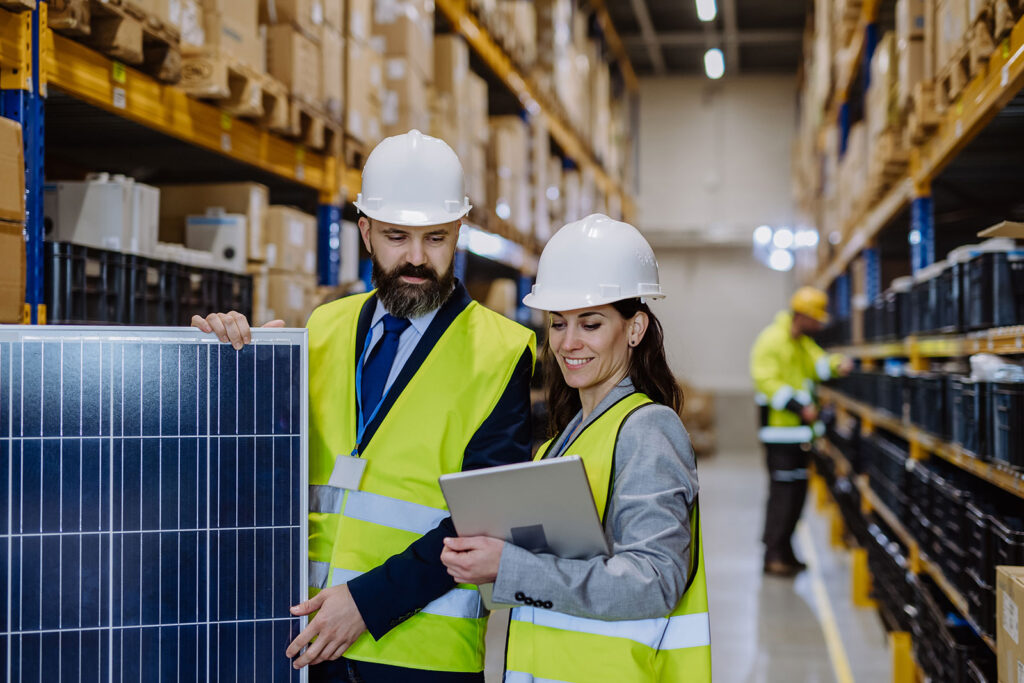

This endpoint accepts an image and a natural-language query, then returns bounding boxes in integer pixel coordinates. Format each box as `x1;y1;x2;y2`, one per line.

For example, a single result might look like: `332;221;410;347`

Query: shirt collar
371;299;439;335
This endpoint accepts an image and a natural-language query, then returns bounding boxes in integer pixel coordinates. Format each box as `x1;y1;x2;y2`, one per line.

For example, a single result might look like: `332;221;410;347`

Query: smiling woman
440;214;712;683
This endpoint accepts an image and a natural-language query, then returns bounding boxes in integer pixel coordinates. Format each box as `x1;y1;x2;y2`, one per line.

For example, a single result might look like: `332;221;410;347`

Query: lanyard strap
552;415;583;458
352;324;399;457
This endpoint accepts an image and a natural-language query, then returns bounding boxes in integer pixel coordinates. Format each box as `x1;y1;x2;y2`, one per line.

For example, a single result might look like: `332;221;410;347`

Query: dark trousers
310;658;486;683
762;441;811;562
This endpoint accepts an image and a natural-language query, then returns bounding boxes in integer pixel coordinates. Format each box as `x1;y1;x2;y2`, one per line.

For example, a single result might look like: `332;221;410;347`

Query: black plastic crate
215;270;253;319
990;514;1024;570
877;372;906;417
122;254;162;325
930;467;972;551
992;379;1024;468
964;249;1024;330
952;378;991;459
966;501;992;585
965;567;995;639
45;242;122;324
909;372;948;439
936;262;962;333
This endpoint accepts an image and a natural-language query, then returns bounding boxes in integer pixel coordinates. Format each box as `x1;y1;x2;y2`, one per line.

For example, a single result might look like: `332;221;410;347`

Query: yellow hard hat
790;286;830;323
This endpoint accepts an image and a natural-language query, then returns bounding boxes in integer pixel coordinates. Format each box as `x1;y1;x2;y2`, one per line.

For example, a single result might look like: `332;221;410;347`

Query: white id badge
327;454;368;491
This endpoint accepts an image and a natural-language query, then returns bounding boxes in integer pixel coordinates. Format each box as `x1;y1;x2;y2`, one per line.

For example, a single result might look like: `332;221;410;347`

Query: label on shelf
111;62;127;85
220;113;232;131
220;132;231;152
1003;64;1010;88
112;87;126;110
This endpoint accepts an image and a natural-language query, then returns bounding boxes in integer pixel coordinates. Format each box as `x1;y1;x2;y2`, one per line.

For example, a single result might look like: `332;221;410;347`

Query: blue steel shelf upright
0;2;44;323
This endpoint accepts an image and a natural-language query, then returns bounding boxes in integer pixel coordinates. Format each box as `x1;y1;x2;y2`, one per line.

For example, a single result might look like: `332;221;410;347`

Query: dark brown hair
543;299;684;437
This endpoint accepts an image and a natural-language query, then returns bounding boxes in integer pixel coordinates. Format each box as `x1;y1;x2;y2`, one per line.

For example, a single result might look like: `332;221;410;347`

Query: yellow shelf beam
912;18;1024;184
46;33;339;200
826;327;1024;360
434;0;633;220
0;7;31;91
819;387;1024;498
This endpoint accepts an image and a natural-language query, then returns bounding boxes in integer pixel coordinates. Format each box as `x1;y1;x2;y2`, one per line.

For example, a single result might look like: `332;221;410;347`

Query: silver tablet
439;455;610;609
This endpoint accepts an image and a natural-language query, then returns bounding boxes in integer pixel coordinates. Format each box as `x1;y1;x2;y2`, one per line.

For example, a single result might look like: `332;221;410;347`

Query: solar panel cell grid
0;328;308;683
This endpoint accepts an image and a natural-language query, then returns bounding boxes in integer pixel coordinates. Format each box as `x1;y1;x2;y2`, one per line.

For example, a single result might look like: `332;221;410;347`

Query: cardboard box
250;267;318;327
997;566;1024;683
259;0;325;38
935;0;968;72
266;24;322;101
0;220;25;323
171;0;205;48
265;206;317;275
898;37;926;110
434;34;468;97
346;39;383;145
200;3;262;71
0;118;25;223
157;182;269;258
380;60;429;136
347;0;372;42
897;0;927;41
134;0;171;24
429;91;459;147
322;27;344;120
323;0;343;31
371;5;433;81
465;72;490;144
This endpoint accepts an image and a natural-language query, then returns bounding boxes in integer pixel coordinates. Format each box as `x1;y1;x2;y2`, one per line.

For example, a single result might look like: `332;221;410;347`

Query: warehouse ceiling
603;0;808;76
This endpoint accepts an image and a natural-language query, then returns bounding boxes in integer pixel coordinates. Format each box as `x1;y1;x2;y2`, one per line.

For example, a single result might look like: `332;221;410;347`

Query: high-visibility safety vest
306;291;535;672
750;311;842;444
505;392;712;683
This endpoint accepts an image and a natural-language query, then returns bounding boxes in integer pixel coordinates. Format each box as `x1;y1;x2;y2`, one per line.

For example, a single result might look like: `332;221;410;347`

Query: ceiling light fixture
704;48;725;79
696;0;717;22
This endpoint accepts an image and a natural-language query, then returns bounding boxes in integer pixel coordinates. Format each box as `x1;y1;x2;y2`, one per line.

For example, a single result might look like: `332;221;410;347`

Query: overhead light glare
753;225;773;245
772;227;794;249
768;249;795;272
696;0;717;22
704;48;725;79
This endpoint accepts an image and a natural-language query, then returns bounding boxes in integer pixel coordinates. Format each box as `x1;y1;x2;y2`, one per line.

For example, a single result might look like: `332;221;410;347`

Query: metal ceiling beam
624;29;803;48
629;0;666;75
721;0;741;74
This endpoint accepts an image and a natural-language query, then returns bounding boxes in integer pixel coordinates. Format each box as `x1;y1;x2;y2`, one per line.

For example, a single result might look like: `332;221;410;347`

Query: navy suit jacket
343;281;534;646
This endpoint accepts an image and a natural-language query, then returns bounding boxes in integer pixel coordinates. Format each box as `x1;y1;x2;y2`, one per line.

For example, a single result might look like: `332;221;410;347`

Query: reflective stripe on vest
771;468;809;482
331;568;485;619
306;293;535;673
309;560;331;590
506;392;712;682
758;425;814;443
511;606;711;650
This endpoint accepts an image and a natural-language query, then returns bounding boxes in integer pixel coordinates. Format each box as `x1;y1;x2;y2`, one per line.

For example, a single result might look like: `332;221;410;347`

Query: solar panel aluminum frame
0;325;309;683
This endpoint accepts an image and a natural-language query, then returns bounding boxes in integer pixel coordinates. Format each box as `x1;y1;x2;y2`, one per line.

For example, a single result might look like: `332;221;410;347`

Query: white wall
636;76;800;449
637;76;799;242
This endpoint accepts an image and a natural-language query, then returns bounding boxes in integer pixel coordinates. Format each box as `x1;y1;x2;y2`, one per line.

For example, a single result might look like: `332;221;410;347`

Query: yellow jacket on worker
750;310;844;444
505;392;712;683
306;291;535;672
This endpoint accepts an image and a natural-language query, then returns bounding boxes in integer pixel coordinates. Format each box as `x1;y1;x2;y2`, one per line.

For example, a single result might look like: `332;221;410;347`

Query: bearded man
193;130;535;683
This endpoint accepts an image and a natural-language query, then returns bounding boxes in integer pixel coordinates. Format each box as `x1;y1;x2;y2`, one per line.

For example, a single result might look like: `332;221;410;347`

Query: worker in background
193;129;535;683
441;214;711;682
750;286;852;577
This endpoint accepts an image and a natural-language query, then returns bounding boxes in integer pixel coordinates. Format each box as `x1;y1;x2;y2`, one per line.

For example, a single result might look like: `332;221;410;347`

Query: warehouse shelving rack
816;5;1024;291
1;1;638;325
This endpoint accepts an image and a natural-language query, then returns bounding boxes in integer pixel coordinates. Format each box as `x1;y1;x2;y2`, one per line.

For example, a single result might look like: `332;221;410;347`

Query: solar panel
0;327;309;683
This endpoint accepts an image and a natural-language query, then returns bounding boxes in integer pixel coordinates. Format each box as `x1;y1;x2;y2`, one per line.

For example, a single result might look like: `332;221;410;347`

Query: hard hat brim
353;202;472;227
523;290;665;312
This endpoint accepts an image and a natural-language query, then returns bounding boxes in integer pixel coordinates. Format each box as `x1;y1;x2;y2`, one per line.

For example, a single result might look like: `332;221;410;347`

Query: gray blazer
492;378;700;620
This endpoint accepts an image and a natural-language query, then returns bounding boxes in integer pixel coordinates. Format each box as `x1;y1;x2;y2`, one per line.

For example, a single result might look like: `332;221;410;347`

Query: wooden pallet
49;0;181;83
180;48;264;116
906;82;941;145
343;135;369;170
968;16;997;78
281;98;341;154
260;76;291;135
936;45;971;109
994;0;1023;40
0;0;34;12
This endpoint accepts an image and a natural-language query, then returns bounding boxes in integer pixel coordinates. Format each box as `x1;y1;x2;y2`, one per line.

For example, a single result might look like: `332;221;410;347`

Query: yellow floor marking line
798;521;855;683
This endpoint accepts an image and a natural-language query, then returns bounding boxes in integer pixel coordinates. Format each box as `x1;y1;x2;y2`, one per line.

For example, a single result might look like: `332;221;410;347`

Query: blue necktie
360;314;411;425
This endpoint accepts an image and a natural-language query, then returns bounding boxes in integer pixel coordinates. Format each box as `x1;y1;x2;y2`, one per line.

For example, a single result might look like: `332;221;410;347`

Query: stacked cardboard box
935;0;968;75
346;0;383;146
997;566;1024;683
372;0;433;137
487;116;531;234
191;0;263;72
250;206;319;327
531;118;552;242
266;24;323;105
897;0;928;111
0;119;25;323
496;1;537;69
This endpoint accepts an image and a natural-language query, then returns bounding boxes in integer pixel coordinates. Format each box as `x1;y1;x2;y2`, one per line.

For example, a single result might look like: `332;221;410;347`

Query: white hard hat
353;129;472;226
523;213;665;311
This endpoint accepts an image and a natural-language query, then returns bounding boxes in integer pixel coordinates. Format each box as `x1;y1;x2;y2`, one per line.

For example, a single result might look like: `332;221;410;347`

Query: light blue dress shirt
365;300;439;394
